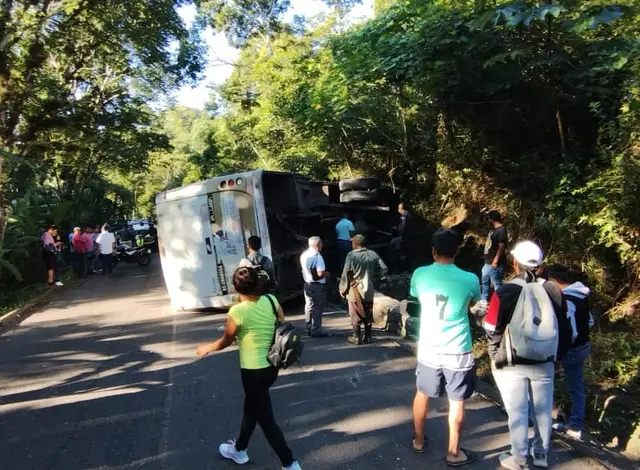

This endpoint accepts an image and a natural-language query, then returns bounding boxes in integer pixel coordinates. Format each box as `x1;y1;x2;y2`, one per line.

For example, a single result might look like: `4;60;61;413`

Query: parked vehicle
113;243;152;267
155;170;396;310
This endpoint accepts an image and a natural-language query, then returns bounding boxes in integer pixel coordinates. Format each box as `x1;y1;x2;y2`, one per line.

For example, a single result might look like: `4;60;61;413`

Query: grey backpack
504;278;559;365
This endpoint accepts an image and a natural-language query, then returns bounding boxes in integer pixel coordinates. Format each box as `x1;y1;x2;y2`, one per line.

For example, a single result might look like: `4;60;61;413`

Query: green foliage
0;0;203;290
197;0;291;47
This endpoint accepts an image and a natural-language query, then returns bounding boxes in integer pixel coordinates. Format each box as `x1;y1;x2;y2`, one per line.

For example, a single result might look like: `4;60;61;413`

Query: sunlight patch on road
2;407;166;445
305;435;387;465
296;406;412;438
0;384;152;413
83;451;173;470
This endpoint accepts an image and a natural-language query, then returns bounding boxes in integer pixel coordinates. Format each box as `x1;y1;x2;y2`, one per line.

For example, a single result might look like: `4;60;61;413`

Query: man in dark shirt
480;210;508;305
548;264;594;441
397;202;418;270
484;241;572;470
339;235;388;345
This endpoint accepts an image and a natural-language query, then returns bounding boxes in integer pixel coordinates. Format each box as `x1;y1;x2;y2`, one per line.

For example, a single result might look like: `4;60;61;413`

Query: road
0;259;602;470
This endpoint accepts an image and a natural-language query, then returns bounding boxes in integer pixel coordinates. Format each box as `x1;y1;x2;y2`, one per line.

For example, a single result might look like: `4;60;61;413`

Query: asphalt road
0;259;603;470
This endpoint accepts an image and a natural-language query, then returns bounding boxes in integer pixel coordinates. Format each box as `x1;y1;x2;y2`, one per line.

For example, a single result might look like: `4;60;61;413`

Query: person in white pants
484;241;572;470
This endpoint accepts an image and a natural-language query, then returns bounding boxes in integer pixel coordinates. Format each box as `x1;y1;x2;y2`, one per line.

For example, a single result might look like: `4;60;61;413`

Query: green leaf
0;258;23;282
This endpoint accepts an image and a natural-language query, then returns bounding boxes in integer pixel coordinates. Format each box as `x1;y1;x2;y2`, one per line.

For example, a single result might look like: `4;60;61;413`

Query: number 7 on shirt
436;294;449;320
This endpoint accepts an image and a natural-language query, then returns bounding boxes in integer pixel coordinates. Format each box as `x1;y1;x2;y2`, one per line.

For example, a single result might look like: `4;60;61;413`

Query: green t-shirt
228;295;277;369
410;263;481;357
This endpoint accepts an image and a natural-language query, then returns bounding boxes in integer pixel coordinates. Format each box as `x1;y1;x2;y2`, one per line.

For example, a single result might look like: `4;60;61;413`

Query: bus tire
339;190;385;205
338;177;381;192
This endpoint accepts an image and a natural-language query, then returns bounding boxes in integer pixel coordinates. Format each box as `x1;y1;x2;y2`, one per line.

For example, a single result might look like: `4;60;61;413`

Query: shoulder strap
265;294;279;350
265;294;278;320
509;277;527;287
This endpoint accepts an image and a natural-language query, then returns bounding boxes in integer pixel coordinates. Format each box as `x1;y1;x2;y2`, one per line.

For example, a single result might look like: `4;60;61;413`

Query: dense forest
1;0;638;450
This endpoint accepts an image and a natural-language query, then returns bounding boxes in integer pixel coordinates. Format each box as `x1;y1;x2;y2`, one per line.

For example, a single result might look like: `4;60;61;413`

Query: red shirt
83;232;94;251
72;233;87;253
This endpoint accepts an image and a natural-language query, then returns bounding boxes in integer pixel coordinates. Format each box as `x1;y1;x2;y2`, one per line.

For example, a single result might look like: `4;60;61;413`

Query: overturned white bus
155;170;395;310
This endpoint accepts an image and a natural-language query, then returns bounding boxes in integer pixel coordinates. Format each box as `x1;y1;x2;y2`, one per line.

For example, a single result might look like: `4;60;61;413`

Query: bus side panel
157;195;220;310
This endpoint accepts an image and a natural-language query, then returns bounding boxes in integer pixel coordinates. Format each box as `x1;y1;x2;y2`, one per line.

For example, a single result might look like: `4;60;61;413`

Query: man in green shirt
339;234;388;345
410;229;481;466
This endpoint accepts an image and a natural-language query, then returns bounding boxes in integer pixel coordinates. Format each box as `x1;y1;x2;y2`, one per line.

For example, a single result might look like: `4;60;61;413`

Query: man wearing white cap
484;241;572;470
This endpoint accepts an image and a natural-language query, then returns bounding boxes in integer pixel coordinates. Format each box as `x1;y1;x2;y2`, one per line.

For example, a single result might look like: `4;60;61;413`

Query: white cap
511;241;543;267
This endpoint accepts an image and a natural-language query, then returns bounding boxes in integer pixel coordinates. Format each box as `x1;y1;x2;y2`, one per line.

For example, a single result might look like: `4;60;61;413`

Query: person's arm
316;255;330;279
196;316;239;357
408;270;418;301
555;294;572;361
348;221;355;238
566;300;579;344
377;255;388;280
469;278;482;313
263;257;277;283
483;287;517;368
492;244;505;268
275;302;285;322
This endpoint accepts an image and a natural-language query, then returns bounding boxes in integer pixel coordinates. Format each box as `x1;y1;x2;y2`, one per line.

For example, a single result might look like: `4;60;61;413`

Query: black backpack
265;295;304;369
248;255;275;294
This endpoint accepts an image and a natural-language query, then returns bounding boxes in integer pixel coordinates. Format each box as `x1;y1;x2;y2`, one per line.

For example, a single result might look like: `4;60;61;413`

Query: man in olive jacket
339;234;388;345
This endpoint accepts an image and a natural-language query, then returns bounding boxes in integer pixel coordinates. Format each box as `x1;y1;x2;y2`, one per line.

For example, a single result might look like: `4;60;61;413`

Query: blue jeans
481;263;504;301
563;343;591;430
493;362;555;462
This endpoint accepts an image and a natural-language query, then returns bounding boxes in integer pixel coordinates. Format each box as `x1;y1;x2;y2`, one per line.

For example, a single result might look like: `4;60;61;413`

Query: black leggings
235;366;294;467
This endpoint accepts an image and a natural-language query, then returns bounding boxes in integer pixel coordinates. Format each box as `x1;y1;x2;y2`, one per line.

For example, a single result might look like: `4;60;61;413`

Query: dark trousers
236;367;294;467
348;300;373;328
336;239;351;272
71;252;86;278
100;253;113;275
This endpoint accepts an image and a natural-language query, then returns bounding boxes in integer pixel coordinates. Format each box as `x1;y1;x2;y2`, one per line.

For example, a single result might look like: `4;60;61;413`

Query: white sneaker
499;452;530;470
54;281;64;287
552;422;565;431
218;440;249;464
283;461;302;470
530;448;548;468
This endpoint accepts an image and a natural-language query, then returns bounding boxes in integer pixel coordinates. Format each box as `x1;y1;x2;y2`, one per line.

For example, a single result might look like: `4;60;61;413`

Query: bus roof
155;169;261;204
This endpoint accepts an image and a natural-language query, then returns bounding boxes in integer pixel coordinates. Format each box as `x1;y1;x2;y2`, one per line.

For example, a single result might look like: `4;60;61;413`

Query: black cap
487;210;503;222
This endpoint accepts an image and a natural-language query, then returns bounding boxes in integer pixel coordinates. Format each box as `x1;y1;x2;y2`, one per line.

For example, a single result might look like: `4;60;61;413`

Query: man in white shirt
300;236;330;337
96;224;116;276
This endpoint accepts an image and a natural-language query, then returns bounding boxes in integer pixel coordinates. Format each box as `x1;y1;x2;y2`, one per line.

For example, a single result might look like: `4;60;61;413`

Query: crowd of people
41;223;118;284
195;205;594;470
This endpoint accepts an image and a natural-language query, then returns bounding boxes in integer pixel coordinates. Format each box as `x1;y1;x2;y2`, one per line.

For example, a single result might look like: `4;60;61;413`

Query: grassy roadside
0;268;73;319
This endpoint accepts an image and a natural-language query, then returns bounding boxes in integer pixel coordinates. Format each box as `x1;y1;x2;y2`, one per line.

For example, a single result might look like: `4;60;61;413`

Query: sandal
445;448;476;467
412;436;427;454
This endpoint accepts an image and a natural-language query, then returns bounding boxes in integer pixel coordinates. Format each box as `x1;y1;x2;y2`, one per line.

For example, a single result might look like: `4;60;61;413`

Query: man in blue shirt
410;229;481;466
335;212;355;271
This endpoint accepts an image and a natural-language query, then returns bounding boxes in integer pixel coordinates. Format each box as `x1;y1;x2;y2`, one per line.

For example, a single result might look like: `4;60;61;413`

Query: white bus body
156;170;394;310
156;170;271;309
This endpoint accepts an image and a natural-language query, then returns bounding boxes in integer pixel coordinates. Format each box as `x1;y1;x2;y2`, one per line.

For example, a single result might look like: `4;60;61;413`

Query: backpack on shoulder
247;255;275;294
504;278;559;365
265;295;304;369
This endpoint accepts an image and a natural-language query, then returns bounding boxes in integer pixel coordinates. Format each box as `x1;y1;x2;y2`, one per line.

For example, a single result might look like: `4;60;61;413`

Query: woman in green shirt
196;267;302;470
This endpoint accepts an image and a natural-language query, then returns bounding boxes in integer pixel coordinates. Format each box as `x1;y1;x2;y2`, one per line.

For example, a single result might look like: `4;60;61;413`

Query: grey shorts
416;359;476;401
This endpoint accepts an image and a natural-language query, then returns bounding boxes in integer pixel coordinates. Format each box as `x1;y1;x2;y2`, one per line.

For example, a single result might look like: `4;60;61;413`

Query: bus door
207;190;258;295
